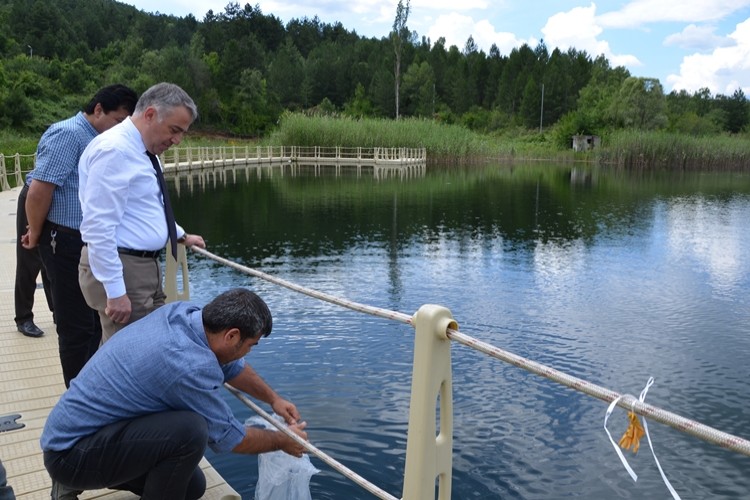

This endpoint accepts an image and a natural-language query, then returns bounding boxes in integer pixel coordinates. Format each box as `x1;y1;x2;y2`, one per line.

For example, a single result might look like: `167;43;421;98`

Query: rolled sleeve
80;147;130;297
207;414;246;453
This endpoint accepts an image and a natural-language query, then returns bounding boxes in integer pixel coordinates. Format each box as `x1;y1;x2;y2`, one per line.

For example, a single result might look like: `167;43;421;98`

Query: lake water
169;162;750;499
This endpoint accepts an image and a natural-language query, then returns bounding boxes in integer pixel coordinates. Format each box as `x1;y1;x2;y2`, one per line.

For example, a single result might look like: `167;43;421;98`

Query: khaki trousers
79;245;166;343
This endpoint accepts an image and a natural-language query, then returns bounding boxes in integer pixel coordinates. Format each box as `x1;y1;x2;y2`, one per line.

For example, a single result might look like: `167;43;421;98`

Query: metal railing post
0;154;10;191
14;153;23;187
402;304;454;500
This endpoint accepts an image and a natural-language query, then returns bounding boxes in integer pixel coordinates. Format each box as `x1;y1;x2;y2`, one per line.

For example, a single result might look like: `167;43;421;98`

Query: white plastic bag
246;415;319;500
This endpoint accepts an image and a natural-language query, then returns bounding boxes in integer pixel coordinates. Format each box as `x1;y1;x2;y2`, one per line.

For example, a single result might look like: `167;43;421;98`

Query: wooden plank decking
0;186;241;499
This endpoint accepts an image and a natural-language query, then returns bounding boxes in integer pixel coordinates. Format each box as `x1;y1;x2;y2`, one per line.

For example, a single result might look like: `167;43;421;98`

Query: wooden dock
160;145;426;172
0;186;241;499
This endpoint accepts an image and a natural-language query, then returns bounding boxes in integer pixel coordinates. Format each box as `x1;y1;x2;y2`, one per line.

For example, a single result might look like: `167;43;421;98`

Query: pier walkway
160;145;426;172
0;187;240;499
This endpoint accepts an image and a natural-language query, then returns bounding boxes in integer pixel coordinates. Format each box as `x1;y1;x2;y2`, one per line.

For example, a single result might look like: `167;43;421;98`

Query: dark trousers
38;223;102;388
43;411;207;500
14;184;53;324
0;458;15;500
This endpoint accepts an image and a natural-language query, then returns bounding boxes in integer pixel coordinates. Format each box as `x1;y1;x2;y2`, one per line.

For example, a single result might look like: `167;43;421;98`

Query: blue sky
125;0;750;96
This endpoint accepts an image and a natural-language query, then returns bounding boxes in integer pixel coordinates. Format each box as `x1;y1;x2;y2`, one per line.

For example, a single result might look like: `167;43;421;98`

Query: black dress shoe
17;320;44;338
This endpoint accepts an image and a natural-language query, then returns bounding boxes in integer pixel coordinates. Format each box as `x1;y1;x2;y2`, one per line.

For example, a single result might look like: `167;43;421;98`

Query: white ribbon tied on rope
603;377;682;500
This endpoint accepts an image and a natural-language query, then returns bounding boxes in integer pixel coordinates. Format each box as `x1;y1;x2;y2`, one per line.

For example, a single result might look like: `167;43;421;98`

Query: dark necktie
146;151;178;259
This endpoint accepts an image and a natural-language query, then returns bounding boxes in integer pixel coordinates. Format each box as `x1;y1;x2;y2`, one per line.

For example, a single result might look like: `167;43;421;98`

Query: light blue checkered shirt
27;112;97;229
40;302;247;454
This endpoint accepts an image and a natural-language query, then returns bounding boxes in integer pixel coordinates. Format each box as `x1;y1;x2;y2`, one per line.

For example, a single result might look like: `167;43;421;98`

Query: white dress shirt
79;117;185;298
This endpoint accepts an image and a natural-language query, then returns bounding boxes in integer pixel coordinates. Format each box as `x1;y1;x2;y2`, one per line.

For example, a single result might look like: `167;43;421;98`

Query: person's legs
0;458;16;500
78;246;121;342
40;228;101;388
121;254;164;325
44;411;207;500
14;184;47;329
40;260;54;318
79;248;165;343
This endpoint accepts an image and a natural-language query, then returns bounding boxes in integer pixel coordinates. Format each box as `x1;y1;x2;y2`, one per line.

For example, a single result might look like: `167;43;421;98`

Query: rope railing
191;247;750;458
0;149;427;191
0;153;36;191
446;329;750;457
191;247;413;326
224;383;400;500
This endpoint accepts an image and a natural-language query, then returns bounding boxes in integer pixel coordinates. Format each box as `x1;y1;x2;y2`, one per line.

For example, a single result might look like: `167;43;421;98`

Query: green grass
5;116;750;171
598;129;750;170
265;112;497;160
265;112;598;164
0;130;40;155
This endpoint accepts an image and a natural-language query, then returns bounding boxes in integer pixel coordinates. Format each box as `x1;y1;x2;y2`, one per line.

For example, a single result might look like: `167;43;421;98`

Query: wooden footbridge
159;145;426;172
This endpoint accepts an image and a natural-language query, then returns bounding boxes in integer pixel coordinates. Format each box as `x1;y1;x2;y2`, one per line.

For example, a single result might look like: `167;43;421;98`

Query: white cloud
597;0;750;29
426;13;527;53
664;24;734;51
667;17;750;93
412;0;491;9
542;3;641;67
262;0;377;19
264;0;491;27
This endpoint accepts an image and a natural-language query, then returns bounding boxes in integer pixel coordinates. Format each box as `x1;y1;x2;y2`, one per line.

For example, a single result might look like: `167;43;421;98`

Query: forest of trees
0;0;748;144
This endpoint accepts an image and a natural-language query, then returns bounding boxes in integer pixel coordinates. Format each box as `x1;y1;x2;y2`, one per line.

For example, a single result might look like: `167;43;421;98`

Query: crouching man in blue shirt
40;288;308;499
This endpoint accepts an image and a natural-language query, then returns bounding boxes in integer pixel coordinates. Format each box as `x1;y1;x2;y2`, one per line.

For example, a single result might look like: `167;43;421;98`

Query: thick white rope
192;247;413;325
192;247;750;462
224;384;399;500
445;328;750;457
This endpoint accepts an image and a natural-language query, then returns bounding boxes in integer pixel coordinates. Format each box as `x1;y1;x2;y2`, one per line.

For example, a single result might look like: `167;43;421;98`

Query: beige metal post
402;304;455;500
14;154;23;187
164;242;190;303
0;155;9;191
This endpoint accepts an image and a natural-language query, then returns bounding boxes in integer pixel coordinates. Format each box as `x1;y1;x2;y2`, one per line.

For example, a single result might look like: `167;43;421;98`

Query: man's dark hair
202;288;273;341
84;84;138;115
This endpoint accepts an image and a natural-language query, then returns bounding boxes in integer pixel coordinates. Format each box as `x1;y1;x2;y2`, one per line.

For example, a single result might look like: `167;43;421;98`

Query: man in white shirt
78;82;206;342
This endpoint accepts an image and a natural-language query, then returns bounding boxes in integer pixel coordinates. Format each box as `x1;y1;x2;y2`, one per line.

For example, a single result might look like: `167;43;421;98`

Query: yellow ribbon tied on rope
618;411;645;453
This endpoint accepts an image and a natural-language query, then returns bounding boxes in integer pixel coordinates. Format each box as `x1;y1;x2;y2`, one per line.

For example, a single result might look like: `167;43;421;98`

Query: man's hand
235;421;309;456
105;294;132;324
271;398;301;425
181;233;206;249
279;421;308;458
21;228;39;249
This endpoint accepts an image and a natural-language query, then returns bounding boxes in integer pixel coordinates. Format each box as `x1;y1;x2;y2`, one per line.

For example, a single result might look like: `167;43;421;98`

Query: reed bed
265;112;497;161
599;130;750;170
7;117;748;171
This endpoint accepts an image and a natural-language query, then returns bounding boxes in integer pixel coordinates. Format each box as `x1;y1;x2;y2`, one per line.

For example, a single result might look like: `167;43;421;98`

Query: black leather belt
117;247;161;259
44;220;81;237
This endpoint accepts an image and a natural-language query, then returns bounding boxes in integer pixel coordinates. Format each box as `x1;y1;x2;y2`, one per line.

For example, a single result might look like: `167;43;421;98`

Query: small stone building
572;135;601;152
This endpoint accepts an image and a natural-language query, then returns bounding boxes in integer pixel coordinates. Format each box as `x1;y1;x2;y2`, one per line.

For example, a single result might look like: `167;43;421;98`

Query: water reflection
168;162;428;197
172;163;750;499
664;195;749;296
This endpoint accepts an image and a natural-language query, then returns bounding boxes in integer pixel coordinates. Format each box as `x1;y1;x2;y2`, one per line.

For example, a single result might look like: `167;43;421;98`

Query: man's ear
143;106;158;123
224;327;242;344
